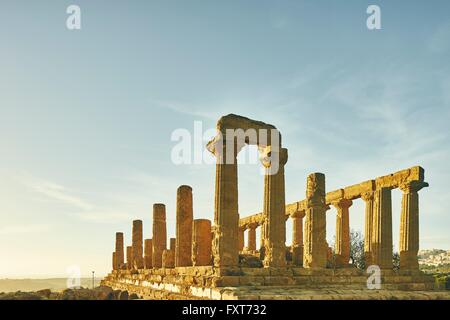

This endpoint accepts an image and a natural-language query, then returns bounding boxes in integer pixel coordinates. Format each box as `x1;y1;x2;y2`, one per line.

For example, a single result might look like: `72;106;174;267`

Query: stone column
207;136;239;267
132;220;144;269
238;227;245;251
371;187;393;269
170;238;176;252
152;203;167;268
333;199;353;267
303;173;328;269
259;220;266;257
291;210;305;266
192;219;212;266
175;185;193;267
247;224;257;251
115;232;124;269
399;181;428;270
126;246;133;270
144;239;153;269
261;147;288;267
162;250;175;268
112;252;117;270
361;192;375;266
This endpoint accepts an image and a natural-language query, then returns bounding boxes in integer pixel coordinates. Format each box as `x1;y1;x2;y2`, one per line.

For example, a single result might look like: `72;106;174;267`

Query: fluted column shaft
362;192;375;266
262;147;288;267
372;187;393;269
175;185;193;267
210;138;239;267
144;239;153;269
333;199;353;267
247;225;257;251
291;210;305;266
399;181;428;270
132;220;144;269
126;246;133;270
303;173;328;269
152;204;167;268
115;232;124;269
192;219;212;266
238;227;245;251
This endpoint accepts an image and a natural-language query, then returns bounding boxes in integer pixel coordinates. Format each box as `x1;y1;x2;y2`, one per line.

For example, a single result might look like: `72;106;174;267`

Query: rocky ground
0;286;140;300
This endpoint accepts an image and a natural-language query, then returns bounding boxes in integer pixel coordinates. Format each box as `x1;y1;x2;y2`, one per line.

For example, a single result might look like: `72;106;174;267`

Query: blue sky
0;0;449;277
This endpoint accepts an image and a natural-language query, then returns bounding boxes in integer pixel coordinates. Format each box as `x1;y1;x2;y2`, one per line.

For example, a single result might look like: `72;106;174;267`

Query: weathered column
162;250;175;268
170;238;176;251
126;246;133;270
207;135;239;267
152;203;167;268
247;224;257;251
259;220;266;258
115;232;124;269
132;220;144;269
399;181;428;270
192;219;212;266
175;185;193;267
261;147;288;267
112;252;117;270
361;191;375;266
333;198;353;267
291;210;305;266
238;227;245;251
371;187;393;269
303;173;328;269
144;239;153;269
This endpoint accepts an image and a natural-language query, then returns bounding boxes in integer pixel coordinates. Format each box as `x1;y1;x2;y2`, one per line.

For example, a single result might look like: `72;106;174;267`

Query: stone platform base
101;267;450;300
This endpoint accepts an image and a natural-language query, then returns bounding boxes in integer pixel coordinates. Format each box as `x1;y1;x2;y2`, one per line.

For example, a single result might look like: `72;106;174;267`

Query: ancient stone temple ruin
102;114;449;300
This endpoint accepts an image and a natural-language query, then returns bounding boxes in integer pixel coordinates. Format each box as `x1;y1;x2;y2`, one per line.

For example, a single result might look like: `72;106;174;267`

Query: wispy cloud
17;174;93;211
12;172;136;224
0;224;50;235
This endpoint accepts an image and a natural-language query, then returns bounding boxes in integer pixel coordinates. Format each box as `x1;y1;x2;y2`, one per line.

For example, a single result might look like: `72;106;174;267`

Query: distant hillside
0;278;101;293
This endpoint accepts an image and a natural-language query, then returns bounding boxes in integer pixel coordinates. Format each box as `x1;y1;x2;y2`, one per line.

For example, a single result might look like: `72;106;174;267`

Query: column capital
290;210;306;219
247;222;258;230
259;146;288;168
399;181;429;194
332;198;353;210
206;133;244;159
361;191;375;202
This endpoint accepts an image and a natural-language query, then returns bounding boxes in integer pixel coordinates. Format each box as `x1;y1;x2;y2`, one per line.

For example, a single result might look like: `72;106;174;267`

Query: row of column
294;173;427;270
238;223;257;252
112;186;213;271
